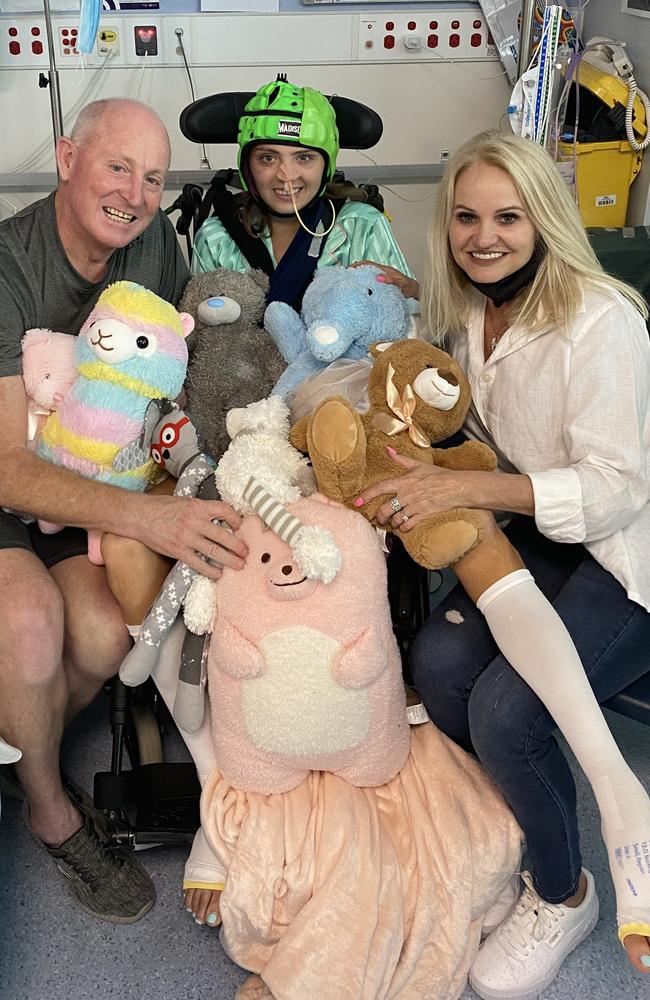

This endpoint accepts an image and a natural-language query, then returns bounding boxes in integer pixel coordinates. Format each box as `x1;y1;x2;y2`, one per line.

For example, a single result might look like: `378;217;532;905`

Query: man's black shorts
0;509;87;568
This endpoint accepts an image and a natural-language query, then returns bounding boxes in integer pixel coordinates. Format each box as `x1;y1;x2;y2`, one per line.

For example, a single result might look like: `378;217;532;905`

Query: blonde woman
359;130;650;996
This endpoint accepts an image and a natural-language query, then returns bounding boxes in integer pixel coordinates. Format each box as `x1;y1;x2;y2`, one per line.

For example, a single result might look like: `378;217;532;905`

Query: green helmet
237;77;339;195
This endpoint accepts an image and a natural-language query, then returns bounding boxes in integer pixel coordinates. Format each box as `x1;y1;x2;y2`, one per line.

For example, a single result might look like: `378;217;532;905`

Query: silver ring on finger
400;511;410;524
389;496;403;513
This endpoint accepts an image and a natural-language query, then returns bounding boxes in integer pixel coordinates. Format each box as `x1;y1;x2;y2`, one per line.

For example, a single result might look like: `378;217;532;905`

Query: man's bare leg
0;549;78;844
0;550;129;845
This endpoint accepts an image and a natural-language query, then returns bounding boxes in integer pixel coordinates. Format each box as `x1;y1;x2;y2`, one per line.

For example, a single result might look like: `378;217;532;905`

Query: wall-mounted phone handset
582;36;650;152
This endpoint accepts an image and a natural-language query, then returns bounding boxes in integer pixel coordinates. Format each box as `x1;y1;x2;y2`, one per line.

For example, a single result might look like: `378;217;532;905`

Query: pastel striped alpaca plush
36;281;193;561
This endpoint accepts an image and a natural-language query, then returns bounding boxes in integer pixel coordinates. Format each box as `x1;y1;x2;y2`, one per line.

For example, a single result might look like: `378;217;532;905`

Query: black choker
466;242;545;308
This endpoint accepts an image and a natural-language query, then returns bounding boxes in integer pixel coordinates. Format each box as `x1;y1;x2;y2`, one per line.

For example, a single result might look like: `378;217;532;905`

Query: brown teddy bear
289;338;497;569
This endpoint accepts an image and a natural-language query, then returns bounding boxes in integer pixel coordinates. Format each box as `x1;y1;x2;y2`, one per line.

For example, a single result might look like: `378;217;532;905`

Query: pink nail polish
387;446;397;455
376;274;386;283
353;497;364;507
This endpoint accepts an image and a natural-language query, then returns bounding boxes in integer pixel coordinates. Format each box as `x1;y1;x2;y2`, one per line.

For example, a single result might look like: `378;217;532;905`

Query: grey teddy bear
180;268;286;464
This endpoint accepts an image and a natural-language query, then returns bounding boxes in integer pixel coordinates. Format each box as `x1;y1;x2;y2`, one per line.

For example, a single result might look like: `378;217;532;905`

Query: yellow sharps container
557;60;647;228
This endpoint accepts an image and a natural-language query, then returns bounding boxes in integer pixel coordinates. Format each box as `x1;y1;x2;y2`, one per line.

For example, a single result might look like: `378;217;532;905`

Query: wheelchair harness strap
205;176;345;311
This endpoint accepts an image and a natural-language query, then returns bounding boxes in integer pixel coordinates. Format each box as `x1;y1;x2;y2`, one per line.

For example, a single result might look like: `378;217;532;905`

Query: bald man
0;99;245;922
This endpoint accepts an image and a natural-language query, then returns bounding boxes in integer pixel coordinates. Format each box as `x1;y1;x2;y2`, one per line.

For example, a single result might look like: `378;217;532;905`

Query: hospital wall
2;1;650;274
0;5;511;280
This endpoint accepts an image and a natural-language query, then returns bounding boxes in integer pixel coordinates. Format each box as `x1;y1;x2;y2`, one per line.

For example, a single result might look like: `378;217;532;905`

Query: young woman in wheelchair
189;75;419;306
102;76;420;634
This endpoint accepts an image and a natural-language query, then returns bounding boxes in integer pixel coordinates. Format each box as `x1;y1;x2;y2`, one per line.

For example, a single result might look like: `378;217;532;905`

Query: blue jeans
410;515;650;904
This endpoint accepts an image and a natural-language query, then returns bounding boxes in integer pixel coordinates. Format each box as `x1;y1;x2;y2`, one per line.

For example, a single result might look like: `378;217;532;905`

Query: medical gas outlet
97;27;119;57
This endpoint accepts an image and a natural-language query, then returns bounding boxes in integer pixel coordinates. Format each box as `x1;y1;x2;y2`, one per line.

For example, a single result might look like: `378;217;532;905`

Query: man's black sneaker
44;816;156;924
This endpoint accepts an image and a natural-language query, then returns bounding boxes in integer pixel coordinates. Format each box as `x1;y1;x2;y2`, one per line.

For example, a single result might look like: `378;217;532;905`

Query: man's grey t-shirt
0;193;190;378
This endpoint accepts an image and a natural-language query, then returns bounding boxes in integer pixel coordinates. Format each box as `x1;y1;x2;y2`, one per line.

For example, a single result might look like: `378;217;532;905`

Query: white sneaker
481;876;520;938
469;869;599;1000
0;737;21;765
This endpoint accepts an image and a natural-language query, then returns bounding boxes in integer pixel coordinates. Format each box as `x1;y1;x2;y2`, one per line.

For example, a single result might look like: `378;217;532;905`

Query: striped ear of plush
243;476;341;583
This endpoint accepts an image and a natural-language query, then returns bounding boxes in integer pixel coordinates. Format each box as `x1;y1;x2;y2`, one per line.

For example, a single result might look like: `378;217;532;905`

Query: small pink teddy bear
192;494;411;795
21;328;77;443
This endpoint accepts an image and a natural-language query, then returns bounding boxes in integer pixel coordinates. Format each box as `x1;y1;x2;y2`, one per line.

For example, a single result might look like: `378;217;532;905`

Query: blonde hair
422;130;648;341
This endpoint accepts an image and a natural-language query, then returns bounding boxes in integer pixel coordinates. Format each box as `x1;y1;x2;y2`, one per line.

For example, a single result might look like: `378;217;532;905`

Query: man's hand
0;375;246;575
137;493;247;578
351;260;420;300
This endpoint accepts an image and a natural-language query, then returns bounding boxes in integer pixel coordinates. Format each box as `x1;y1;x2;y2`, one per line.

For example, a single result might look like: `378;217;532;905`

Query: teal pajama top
190;201;414;278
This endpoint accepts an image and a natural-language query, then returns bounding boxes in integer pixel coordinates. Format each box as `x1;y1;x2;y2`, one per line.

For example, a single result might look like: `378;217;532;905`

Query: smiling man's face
56;103;170;264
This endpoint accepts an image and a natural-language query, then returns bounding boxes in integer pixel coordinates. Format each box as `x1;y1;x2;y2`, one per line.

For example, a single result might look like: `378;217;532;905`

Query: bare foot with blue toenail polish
183;886;222;928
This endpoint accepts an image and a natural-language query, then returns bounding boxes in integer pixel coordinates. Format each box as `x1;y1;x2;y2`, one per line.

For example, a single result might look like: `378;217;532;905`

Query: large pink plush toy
188;494;411;795
179;491;522;1000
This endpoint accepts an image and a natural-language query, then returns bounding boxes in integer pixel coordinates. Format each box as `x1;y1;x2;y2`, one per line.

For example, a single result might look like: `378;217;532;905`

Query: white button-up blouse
451;284;650;611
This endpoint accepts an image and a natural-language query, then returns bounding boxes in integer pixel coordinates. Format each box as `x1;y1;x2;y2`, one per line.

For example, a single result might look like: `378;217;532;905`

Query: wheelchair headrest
179;92;383;150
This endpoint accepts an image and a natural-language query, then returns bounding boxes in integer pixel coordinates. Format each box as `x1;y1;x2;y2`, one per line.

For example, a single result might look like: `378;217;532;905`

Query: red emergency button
32;40;43;53
384;34;395;48
471;33;482;47
449;33;460;48
9;39;20;54
427;34;438;48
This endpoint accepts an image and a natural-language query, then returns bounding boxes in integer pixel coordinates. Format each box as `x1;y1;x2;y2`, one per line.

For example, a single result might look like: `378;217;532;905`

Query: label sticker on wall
595;194;617;207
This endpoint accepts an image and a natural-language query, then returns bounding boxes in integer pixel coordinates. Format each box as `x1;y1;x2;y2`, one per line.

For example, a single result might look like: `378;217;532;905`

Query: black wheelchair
93;88;433;849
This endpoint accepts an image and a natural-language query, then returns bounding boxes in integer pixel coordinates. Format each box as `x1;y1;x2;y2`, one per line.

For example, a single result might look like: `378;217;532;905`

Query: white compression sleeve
477;569;650;944
149;619;217;787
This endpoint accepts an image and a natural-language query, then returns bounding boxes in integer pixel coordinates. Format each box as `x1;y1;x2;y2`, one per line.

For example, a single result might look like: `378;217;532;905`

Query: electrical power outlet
57;25;79;57
1;21;49;65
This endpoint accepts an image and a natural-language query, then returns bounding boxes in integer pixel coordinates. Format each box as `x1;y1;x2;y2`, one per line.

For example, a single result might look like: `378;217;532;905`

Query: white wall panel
0;10;510;273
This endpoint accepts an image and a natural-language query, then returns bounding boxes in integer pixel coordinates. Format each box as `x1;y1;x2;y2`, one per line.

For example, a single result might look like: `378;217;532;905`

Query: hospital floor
1;695;649;1000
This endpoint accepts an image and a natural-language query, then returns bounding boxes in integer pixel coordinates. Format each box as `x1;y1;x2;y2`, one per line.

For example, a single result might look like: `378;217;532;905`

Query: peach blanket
201;723;522;1000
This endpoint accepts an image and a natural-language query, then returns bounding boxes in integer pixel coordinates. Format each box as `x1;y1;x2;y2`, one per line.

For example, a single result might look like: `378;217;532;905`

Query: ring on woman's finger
400;511;410;524
389;496;403;513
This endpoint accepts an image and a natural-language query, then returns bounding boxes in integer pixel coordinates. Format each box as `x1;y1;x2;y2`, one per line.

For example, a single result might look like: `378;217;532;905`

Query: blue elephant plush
264;265;419;397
